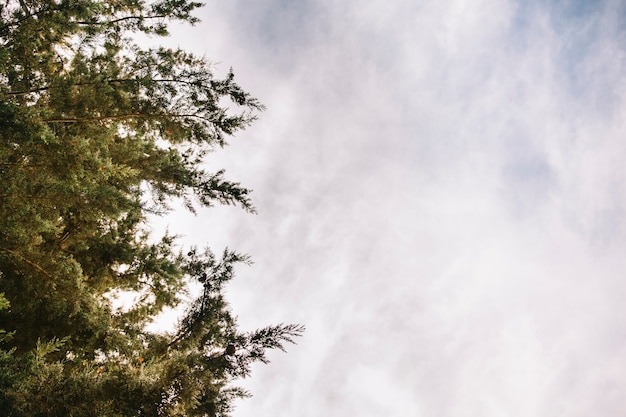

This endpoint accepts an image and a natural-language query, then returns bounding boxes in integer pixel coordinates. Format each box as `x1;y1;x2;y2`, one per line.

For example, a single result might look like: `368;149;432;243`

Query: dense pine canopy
0;1;303;415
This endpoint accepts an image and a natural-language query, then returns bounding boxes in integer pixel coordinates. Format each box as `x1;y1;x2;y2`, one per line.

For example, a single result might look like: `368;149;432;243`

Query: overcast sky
148;0;626;416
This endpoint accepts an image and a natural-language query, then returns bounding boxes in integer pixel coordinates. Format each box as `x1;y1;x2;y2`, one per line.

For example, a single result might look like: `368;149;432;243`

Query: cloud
152;0;626;416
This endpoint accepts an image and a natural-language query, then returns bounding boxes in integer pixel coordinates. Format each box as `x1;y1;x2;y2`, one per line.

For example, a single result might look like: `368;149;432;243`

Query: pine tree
0;1;303;415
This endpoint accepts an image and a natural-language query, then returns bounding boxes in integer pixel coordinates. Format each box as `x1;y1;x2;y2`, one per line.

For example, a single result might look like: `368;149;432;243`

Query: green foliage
0;1;302;415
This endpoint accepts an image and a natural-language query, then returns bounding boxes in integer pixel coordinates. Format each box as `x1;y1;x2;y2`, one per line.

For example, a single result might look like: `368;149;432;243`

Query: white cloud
149;0;626;416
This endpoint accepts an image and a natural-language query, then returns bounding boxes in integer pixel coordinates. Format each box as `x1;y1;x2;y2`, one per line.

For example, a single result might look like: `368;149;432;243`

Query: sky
147;0;626;416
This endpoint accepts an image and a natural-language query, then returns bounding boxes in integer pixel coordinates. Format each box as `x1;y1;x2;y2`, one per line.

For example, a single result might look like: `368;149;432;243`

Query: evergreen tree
0;1;303;415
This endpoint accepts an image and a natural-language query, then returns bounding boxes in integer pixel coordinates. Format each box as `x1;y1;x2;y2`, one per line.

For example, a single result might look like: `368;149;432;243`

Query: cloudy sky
149;0;626;416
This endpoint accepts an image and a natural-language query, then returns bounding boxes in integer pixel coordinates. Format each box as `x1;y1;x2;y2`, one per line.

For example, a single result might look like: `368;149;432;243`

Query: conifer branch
43;113;148;123
1;249;52;278
7;78;205;96
43;112;216;124
0;6;51;30
6;86;50;96
76;14;169;26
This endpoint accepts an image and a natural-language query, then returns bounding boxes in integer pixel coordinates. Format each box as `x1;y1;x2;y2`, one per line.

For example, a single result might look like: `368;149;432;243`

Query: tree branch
76;14;168;26
43;112;210;123
0;5;53;31
44;113;147;123
7;78;205;97
5;86;51;96
1;248;52;278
